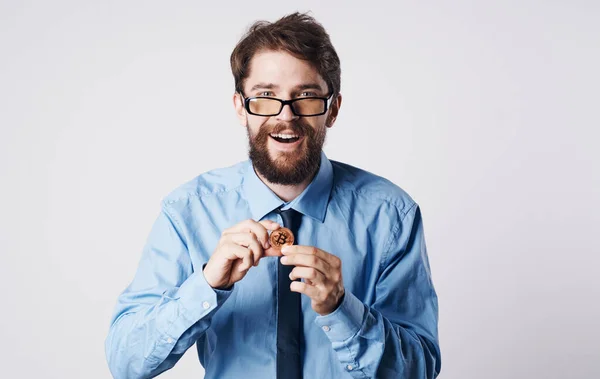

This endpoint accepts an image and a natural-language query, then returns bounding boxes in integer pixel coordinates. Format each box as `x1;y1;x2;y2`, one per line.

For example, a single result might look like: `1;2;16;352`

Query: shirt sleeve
314;203;442;378
105;202;233;379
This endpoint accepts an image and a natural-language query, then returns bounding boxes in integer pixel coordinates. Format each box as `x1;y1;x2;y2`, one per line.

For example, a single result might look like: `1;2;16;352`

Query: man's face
234;50;341;185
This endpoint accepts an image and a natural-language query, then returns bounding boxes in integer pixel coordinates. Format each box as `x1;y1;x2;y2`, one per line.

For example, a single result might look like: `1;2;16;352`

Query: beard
247;119;327;185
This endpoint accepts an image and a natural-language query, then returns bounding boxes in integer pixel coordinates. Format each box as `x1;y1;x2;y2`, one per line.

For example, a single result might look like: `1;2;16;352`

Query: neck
255;167;318;203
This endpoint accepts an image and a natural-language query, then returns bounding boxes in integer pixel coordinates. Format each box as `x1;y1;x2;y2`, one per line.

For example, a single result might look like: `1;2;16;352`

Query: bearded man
106;12;441;379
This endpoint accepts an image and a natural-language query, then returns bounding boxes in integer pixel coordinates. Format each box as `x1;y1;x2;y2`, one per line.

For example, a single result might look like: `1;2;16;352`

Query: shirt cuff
176;266;234;323
314;290;367;342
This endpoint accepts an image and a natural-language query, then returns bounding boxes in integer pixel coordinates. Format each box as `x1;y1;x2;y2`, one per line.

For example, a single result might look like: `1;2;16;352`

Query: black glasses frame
239;92;333;117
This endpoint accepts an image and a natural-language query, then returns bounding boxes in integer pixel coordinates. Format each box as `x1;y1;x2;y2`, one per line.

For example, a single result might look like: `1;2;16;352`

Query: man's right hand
203;219;282;290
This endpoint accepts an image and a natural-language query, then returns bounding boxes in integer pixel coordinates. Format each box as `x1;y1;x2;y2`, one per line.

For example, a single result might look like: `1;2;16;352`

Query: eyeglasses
239;92;333;117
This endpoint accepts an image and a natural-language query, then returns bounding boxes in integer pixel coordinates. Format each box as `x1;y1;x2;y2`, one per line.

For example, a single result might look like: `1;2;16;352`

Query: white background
1;1;598;378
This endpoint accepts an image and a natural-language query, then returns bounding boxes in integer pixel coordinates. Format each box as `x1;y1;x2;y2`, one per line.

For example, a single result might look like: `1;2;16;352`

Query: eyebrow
249;82;325;93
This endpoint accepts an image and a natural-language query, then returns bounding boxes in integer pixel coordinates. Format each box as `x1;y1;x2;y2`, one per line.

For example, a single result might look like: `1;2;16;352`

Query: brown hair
230;12;341;99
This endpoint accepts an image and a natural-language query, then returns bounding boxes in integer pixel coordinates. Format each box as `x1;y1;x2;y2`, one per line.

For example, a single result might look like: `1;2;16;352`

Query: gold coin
269;227;294;249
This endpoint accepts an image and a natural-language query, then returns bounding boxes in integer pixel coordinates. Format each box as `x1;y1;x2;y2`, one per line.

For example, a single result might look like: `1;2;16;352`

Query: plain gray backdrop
1;1;598;378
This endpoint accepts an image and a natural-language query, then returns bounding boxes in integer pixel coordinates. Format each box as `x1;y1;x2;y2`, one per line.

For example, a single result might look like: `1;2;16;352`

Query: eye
299;91;317;97
258;91;274;97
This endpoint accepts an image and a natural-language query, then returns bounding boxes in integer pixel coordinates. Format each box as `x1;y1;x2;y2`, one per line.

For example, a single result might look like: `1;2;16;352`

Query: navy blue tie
276;208;303;379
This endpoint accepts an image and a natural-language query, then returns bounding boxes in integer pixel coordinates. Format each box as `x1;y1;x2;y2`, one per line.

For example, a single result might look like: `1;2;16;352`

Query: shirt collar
242;150;333;223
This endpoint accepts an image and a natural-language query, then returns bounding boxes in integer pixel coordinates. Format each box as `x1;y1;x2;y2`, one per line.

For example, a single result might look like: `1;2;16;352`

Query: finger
258;220;281;249
290;280;320;299
259;219;281;230
226;232;264;266
224;242;254;271
289;266;326;284
280;253;330;276
281;245;340;268
231;257;245;275
257;220;281;248
223;219;280;249
230;258;250;280
263;246;284;257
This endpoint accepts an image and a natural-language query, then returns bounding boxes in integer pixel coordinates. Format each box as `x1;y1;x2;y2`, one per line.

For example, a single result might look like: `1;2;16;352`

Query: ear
233;92;247;127
325;93;342;128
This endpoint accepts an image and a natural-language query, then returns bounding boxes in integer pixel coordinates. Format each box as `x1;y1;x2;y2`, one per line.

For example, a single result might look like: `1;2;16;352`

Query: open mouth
269;133;301;144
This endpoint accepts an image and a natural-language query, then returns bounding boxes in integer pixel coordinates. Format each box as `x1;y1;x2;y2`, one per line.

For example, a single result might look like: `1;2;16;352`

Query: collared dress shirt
105;151;441;378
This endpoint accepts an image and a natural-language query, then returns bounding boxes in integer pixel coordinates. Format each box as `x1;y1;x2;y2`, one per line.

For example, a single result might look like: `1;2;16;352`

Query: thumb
263;246;283;257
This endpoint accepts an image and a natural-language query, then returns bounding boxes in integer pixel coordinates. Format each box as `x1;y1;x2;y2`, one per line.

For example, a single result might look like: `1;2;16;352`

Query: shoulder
161;160;249;207
330;159;417;219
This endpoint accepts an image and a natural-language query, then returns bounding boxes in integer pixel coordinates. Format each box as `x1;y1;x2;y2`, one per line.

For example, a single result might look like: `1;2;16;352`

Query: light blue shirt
105;151;441;378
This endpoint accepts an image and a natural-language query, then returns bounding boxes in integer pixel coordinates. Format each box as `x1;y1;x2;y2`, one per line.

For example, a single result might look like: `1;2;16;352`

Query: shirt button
347;365;353;371
202;301;211;309
167;337;173;344
322;325;331;332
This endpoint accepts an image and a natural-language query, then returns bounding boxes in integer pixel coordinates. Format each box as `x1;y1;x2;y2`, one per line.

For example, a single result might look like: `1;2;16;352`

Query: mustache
264;121;312;137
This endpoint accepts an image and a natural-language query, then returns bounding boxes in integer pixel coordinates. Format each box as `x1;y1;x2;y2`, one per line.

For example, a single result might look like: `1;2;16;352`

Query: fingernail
281;256;288;264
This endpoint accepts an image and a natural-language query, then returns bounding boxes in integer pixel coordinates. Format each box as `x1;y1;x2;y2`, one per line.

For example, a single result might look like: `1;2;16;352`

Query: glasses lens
248;98;281;115
293;98;326;116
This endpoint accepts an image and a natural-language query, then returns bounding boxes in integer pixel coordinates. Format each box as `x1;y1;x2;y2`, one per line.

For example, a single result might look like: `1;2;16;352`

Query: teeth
270;133;299;139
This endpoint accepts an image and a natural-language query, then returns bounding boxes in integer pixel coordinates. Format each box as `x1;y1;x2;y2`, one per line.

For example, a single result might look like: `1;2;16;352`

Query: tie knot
277;207;302;234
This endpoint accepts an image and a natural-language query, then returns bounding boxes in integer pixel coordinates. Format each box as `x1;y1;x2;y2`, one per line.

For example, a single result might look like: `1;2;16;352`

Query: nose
276;103;298;122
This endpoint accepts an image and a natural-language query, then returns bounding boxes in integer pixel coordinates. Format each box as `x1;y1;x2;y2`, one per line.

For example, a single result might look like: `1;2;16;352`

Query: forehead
245;50;327;92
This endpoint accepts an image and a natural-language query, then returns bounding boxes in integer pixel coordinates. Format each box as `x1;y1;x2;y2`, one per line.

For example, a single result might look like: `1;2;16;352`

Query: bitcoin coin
269;227;295;249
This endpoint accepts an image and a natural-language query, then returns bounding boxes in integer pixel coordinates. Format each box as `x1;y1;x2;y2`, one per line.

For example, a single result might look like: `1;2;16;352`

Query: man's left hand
280;245;345;316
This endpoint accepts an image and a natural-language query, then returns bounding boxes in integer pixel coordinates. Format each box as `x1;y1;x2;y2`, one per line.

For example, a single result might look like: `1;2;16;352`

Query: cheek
307;118;328;133
313;114;328;127
246;115;266;133
247;116;269;134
